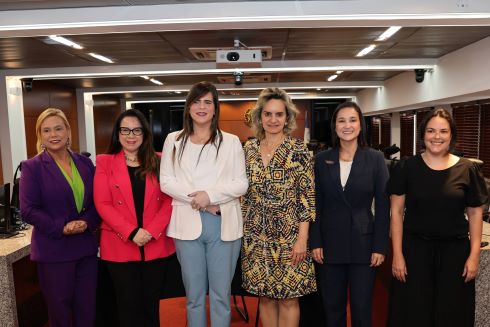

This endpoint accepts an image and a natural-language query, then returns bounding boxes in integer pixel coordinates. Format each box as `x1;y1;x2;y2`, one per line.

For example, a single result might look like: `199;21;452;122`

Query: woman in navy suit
309;101;390;327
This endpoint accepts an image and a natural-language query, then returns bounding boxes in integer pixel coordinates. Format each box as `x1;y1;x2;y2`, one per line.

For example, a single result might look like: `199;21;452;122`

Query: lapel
213;133;229;178
173;137;196;186
324;148;349;205
343;147;363;193
144;173;157;211
112;151;137;218
41;151;76;210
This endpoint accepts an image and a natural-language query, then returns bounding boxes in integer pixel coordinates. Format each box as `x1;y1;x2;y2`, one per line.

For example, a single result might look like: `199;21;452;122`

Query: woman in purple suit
20;108;99;327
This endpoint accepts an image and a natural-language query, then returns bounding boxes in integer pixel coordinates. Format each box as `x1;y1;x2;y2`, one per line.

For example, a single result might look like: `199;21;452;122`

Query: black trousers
317;263;376;327
387;234;475;327
105;257;169;327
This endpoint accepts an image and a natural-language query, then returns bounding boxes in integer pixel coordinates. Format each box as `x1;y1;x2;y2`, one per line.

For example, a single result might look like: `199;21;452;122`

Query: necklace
124;154;139;163
262;137;284;157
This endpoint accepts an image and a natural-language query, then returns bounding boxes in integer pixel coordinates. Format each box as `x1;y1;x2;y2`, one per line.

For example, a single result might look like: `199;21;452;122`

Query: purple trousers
37;255;97;327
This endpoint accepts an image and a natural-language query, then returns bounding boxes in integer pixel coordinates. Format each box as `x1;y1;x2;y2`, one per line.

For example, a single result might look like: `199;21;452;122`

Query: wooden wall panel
93;96;122;155
400;113;415;157
22;81;78;158
380;116;391;149
220;99;307;143
452;105;479;159
370;117;380;148
480;103;490;177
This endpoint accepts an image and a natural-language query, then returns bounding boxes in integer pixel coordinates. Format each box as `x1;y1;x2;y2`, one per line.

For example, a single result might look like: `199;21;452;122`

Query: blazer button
157;197;160;201
115;184;120;188
82;208;86;212
118;200;123;205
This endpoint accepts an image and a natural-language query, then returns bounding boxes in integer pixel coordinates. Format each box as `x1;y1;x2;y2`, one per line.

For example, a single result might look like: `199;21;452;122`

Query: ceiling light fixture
88;52;114;64
327;74;338;82
48;35;83;49
375;26;402;41
336;70;344;74
149;78;163;85
140;75;150;80
356;44;376;57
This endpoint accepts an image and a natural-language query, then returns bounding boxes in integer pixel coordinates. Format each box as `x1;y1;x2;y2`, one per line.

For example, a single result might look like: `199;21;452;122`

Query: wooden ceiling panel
68;32;185;64
0;37;93;68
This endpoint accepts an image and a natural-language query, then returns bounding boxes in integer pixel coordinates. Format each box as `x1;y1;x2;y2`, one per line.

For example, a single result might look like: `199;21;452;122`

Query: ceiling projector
216;49;262;68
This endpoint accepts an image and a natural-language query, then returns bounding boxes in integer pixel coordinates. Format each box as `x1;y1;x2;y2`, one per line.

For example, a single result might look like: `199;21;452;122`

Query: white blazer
160;130;248;241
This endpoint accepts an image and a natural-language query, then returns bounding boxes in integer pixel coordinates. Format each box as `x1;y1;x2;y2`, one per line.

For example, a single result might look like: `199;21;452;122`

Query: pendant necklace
125;154;139;163
262;137;284;157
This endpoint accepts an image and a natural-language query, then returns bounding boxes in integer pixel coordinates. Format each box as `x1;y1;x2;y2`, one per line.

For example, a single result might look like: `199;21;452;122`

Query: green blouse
56;157;85;213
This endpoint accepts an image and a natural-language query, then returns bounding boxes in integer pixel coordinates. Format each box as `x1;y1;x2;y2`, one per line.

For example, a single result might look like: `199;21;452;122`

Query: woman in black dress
388;108;488;326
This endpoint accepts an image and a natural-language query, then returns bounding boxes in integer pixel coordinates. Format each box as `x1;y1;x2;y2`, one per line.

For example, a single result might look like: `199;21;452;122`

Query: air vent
190;46;272;61
217;74;272;84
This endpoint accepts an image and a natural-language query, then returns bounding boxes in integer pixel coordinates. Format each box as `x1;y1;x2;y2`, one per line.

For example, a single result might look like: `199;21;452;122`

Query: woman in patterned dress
241;87;317;327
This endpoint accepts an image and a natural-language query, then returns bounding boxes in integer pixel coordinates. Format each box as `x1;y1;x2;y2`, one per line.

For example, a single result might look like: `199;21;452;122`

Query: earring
285;122;288;126
41;144;46;150
66;138;71;149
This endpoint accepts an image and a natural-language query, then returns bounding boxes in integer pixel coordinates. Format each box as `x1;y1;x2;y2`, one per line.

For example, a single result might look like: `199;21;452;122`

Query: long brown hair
107;109;159;179
175;81;223;163
330;101;367;148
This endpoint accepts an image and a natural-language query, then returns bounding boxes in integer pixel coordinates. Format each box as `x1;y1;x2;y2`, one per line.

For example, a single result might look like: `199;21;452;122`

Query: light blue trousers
175;212;241;327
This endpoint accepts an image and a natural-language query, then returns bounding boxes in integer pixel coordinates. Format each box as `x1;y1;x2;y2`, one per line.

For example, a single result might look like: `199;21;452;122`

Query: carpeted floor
159;277;389;326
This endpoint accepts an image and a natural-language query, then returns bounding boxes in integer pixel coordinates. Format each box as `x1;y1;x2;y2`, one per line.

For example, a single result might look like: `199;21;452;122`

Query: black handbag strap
13;162;21;180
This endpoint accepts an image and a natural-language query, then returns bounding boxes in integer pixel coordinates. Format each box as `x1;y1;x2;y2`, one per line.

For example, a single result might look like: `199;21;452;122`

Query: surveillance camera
234;71;243;86
414;69;426;83
226;51;240;62
21;78;34;92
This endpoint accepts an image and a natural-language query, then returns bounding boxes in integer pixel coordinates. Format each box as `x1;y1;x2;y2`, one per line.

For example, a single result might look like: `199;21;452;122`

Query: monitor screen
0;183;11;232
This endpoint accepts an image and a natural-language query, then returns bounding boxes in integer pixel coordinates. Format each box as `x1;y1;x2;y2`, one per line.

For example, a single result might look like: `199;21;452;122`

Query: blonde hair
35;108;72;153
251;87;299;140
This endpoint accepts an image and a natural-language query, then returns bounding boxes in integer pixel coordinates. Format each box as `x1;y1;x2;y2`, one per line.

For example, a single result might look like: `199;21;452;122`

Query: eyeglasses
119;127;143;136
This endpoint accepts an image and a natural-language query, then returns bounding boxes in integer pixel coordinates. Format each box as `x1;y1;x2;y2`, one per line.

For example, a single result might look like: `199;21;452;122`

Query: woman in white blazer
160;81;248;327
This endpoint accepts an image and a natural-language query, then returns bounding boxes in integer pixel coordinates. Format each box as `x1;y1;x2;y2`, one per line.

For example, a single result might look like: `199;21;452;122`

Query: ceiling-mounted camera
233;71;244;86
414;69;427;83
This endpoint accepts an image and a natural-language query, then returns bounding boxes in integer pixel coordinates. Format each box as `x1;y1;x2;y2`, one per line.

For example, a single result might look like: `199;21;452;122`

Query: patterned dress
241;137;317;299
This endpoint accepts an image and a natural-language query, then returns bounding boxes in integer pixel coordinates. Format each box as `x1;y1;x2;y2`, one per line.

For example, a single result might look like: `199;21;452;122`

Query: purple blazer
20;151;99;263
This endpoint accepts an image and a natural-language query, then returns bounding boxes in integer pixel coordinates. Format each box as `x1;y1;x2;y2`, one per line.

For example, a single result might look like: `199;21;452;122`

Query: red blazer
94;151;175;262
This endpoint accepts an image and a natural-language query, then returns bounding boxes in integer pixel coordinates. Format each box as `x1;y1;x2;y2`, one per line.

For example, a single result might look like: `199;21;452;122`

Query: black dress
387;155;488;327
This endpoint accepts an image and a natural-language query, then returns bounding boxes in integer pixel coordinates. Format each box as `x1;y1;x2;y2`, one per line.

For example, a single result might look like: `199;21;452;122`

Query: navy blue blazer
309;147;390;264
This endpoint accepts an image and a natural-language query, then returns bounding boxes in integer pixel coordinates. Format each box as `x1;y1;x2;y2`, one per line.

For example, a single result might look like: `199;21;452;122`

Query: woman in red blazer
94;109;174;327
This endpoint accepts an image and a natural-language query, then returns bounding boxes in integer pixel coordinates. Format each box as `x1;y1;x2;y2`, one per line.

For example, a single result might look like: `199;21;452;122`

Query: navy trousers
317;263;376;327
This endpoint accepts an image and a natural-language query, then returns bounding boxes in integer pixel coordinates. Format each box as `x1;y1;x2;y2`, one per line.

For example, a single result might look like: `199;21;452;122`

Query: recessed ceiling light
150;78;163;85
375;26;401;41
316;88;322;91
140;75;150;80
327;74;338;82
336;70;344;74
175;91;182;94
49;35;83;49
88;52;114;64
356;44;376;57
